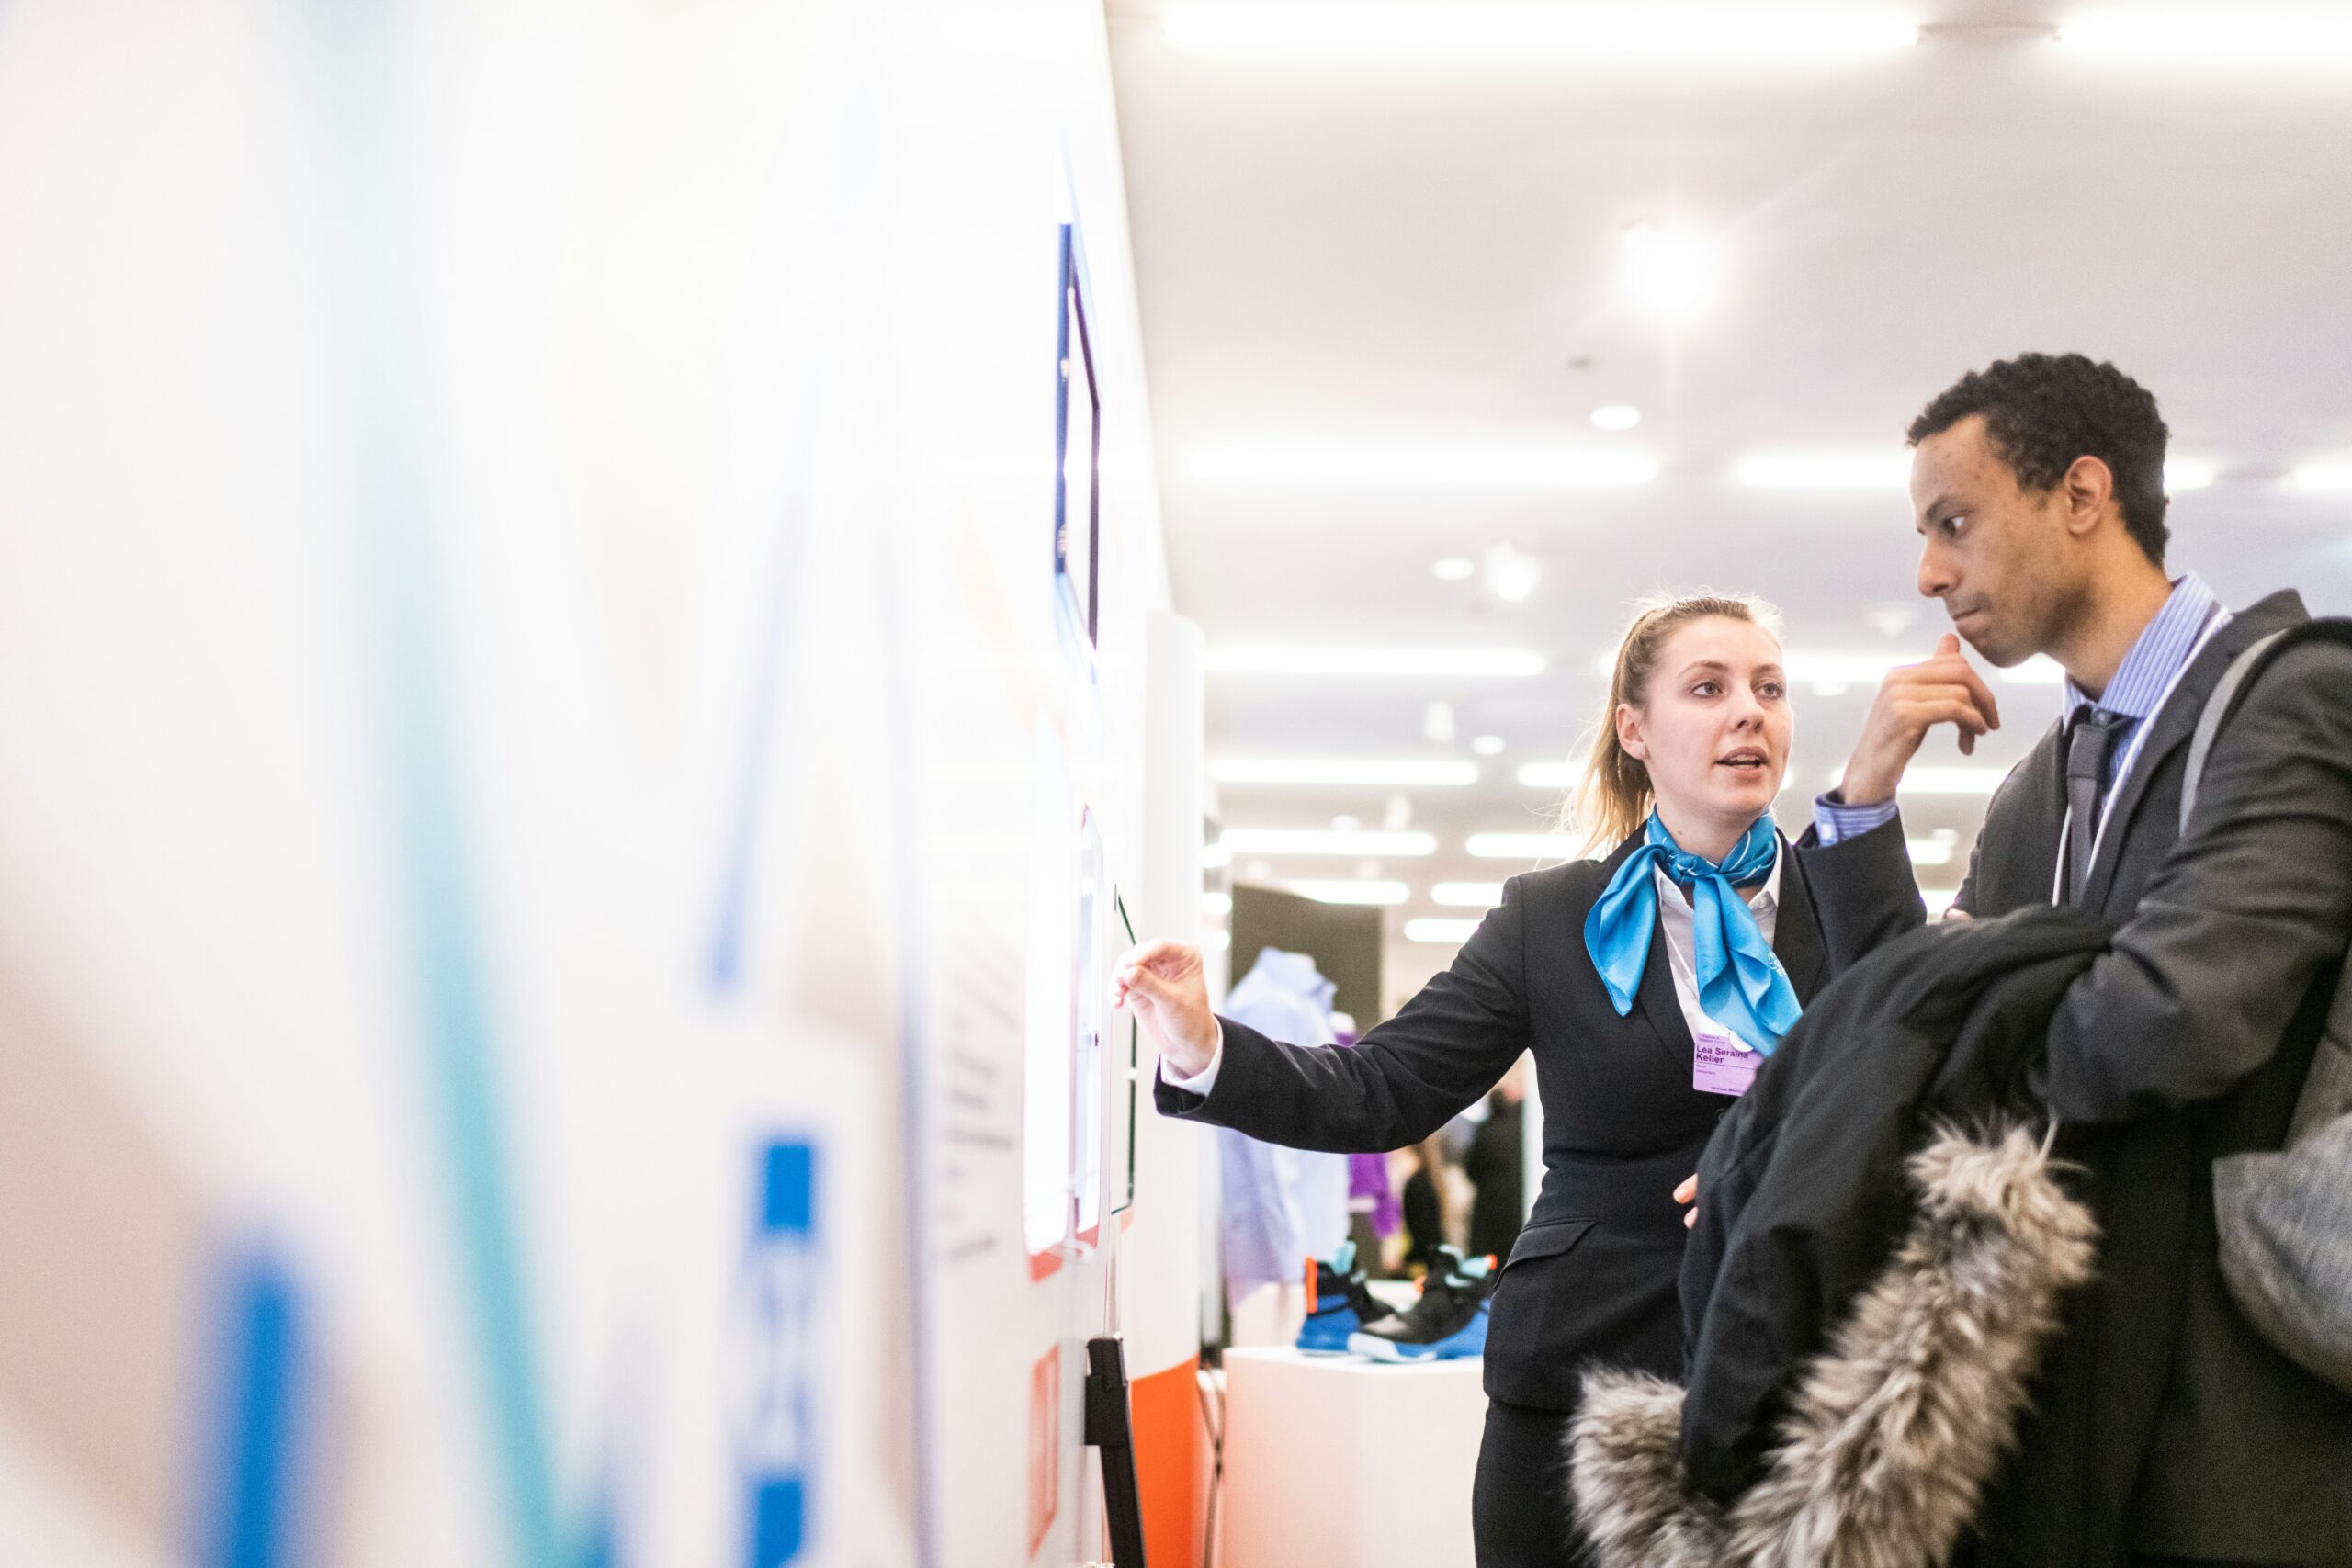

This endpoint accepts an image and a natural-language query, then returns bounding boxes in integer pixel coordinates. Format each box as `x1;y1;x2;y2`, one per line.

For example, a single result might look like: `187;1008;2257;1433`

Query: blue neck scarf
1582;812;1801;1055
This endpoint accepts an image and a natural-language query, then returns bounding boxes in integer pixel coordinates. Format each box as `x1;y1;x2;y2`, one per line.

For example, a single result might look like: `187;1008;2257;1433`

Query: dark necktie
2064;705;2131;902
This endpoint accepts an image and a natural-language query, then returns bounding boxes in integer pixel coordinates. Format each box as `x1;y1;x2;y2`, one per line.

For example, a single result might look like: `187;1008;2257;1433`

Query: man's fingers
1934;632;1961;658
1673;1175;1698;1204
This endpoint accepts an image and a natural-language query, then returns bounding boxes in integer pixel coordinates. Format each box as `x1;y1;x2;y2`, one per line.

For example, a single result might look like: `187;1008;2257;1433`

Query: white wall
0;2;1186;1564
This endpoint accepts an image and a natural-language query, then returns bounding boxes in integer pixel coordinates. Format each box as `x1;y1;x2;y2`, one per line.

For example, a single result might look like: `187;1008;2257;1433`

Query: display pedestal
1219;1347;1487;1568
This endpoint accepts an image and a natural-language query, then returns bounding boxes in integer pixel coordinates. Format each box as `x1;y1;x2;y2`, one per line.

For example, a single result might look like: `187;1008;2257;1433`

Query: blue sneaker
1295;1241;1397;1355
1348;1248;1495;1361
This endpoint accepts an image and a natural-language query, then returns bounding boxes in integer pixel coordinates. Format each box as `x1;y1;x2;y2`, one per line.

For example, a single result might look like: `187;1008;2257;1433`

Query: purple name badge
1692;1026;1758;1098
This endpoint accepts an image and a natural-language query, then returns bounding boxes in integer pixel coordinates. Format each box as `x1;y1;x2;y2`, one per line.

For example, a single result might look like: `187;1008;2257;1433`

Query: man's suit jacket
1806;589;2352;1567
1157;831;1910;1413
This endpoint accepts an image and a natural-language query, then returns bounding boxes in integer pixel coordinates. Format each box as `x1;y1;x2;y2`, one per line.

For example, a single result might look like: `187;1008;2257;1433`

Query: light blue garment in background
1217;948;1352;1292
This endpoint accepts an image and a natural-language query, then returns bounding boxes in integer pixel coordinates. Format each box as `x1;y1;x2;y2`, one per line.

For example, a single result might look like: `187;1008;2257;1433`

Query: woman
1117;594;1914;1566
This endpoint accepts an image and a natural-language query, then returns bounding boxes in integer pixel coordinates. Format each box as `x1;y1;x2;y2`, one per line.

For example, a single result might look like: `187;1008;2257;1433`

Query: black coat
1675;907;2111;1506
1156;829;1915;1412
1803;590;2352;1567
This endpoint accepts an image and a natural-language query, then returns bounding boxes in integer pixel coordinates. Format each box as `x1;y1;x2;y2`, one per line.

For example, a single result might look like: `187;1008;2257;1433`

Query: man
1804;352;2352;1567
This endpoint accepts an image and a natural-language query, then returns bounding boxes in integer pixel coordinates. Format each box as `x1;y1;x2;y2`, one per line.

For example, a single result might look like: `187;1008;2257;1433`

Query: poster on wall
1053;184;1101;685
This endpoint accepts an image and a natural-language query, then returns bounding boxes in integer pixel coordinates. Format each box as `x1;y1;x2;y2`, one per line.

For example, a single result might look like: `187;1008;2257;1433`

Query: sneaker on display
1294;1240;1399;1355
1347;1247;1496;1362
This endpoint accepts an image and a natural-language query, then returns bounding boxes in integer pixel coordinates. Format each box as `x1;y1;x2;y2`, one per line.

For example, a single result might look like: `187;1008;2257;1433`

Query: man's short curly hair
1907;352;2170;567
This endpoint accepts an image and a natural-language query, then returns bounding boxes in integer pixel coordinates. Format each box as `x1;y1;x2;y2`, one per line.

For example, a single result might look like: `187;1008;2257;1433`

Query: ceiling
1105;1;2352;993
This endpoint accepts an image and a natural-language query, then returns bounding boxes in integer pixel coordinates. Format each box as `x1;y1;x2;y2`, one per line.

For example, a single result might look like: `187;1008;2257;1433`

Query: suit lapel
1772;835;1832;1003
2080;590;2309;910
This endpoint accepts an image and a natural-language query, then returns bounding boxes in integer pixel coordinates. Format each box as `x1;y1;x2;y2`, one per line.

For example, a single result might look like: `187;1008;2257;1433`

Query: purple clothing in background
1337;1032;1401;1237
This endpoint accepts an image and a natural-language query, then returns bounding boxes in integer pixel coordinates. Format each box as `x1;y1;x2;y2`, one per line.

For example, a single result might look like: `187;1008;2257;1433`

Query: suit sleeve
2047;642;2352;1123
1792;814;1928;972
1152;875;1535;1152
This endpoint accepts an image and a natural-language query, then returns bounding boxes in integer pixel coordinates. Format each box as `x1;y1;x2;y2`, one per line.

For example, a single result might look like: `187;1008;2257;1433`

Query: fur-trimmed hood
1569;1124;2098;1568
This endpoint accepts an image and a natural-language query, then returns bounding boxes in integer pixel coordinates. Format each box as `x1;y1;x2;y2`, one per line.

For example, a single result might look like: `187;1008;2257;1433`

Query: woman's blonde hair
1563;592;1783;855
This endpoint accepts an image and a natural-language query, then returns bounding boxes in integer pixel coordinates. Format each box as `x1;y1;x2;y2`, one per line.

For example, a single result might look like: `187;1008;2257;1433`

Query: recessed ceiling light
1516;762;1576;788
1212;759;1479;786
1191;447;1658;487
1471;735;1507;757
1404;918;1483;945
1203;891;1233;918
1465;832;1580;861
1621;221;1719;321
1203;842;1232;869
1431;882;1505;908
2165;459;2216;491
1432;557;1476;581
1221;829;1438;856
2292;462;2352;493
1735;452;1910;490
1285;880;1411;907
1485;544;1543;604
1164;6;1921;57
1590;404;1642;432
1205;647;1547;678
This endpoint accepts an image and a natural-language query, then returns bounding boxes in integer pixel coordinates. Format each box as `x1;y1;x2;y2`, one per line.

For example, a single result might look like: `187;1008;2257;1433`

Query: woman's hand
1114;939;1220;1079
1674;1172;1699;1230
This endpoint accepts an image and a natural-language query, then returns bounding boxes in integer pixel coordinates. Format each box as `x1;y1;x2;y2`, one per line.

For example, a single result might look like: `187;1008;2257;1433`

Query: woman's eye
1691;682;1720;697
1759;682;1785;700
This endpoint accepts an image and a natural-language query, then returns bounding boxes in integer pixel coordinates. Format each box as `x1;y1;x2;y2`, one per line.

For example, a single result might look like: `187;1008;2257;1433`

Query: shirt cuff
1159;1019;1226;1096
1814;789;1900;846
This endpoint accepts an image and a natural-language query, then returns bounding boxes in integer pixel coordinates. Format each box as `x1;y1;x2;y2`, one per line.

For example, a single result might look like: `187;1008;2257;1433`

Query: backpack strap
2180;619;2352;834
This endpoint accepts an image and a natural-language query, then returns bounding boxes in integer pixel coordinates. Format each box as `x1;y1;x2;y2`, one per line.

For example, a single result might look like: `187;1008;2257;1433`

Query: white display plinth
1219;1347;1487;1568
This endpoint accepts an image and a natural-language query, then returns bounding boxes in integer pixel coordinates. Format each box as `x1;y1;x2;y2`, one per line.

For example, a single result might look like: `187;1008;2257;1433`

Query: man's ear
2061;454;2115;537
1615;702;1646;761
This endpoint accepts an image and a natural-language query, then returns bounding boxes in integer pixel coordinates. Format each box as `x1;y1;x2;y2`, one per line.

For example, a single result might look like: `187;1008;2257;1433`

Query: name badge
1692;1024;1758;1098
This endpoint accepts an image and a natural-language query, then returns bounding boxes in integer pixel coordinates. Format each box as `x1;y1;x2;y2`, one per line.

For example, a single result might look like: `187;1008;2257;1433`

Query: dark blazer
1805;590;2352;1567
1157;829;1909;1413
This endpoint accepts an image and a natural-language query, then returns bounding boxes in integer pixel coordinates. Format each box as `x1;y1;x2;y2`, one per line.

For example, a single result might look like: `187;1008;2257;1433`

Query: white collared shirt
1653;842;1782;1045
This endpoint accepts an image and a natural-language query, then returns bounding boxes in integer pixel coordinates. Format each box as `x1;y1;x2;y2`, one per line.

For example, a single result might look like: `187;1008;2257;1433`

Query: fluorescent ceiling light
1212;758;1479;787
1471;735;1507;757
2001;656;2065;685
1921;888;1961;918
1776;649;2065;691
1165;5;1921;56
1735;452;1911;490
1431;881;1505;908
1590;404;1642;432
1405;918;1483;945
2292;462;2352;492
1190;447;1658;487
1466;832;1580;861
1205;647;1546;678
1283;879;1411;906
1824;766;2003;795
1907;837;1955;867
2165;459;2216;491
1516;761;1577;789
1432;557;1476;581
2056;9;2352;61
1220;829;1437;857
